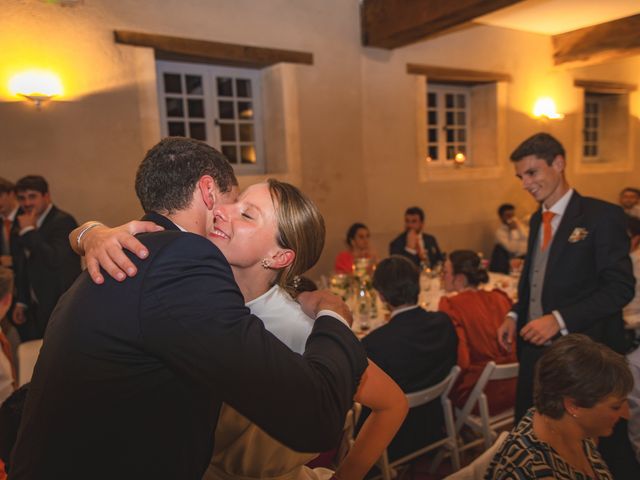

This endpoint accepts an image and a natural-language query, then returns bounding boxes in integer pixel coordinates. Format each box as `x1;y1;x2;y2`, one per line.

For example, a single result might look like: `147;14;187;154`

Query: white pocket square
568;227;588;243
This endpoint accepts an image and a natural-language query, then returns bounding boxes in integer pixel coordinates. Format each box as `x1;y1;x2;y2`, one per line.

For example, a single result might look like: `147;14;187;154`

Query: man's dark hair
510;132;565;165
135;137;238;214
405;206;424;222
372;255;420;307
0;177;15;195
497;203;515;218
15;175;48;194
621;187;640;197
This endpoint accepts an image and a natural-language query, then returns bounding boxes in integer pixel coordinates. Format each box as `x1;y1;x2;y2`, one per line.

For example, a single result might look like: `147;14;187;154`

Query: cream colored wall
1;0;638;279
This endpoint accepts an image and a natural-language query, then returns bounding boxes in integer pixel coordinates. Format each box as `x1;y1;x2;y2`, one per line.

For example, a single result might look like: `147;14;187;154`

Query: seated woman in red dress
438;250;517;415
334;223;376;274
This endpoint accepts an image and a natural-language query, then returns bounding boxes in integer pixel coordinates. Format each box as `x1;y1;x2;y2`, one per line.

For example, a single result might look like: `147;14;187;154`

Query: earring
260;258;271;269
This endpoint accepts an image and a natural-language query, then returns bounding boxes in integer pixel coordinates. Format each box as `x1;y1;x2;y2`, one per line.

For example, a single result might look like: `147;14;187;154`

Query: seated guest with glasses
361;255;457;461
486;334;632;480
334;223;376;275
439;250;517;415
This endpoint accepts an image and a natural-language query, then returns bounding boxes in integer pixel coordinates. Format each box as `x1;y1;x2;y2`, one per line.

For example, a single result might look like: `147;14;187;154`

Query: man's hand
12;304;26;325
497;316;516;352
297;290;353;327
520;314;560;346
17;210;37;230
81;221;163;284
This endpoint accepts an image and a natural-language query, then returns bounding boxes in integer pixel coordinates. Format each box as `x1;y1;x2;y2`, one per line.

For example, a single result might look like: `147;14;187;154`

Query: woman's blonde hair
267;179;325;295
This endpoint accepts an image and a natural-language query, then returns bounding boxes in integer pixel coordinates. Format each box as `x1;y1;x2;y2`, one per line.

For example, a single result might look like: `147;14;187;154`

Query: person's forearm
69;221;106;255
336;403;407;479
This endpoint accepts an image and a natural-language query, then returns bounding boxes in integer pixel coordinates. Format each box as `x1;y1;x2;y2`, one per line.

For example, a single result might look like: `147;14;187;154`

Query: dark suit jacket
11;205;81;334
513;191;634;353
361;307;457;460
389;231;444;267
10;213;367;480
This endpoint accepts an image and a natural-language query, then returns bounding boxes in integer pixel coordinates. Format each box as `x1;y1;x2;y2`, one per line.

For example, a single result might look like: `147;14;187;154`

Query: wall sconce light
453;152;466;167
9;70;63;109
533;97;564;120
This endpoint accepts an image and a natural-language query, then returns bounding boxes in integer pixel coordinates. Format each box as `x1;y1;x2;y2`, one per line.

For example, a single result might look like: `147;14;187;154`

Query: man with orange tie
497;132;635;421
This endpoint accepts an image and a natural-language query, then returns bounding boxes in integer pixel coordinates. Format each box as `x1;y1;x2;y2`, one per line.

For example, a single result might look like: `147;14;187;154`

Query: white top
246;285;314;354
204;285;333;480
624;249;640;329
495;222;528;257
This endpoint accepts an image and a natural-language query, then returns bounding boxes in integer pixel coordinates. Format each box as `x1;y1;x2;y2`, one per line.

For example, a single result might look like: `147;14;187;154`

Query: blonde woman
73;179;407;480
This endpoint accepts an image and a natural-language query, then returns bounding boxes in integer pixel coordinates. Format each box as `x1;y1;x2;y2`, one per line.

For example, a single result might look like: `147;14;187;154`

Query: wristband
76;222;104;253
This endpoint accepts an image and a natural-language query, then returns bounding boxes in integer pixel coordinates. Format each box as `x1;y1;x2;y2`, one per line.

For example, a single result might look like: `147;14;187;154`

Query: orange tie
541;211;555;251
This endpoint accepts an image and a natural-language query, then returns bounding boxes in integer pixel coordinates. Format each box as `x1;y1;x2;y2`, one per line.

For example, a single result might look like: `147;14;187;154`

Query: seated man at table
360;255;457;461
389;206;443;268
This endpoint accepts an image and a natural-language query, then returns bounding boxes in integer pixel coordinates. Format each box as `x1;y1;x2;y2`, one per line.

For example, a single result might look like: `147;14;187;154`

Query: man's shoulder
576;193;623;215
47;205;78;226
389;232;406;244
137;230;223;260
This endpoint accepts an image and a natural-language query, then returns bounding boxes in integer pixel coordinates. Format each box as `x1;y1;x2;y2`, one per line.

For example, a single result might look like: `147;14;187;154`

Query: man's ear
270;249;295;269
551;154;566;172
197;175;217;210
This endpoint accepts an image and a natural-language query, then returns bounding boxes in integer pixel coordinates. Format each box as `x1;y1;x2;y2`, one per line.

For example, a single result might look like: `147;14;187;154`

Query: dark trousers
515;341;546;422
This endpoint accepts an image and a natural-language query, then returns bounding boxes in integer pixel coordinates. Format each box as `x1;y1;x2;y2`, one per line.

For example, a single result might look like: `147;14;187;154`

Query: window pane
219;123;236;141
239;124;254;142
187;99;204;118
446;129;454;142
166;98;184;117
428;92;437;108
428;128;437;142
447;145;455;159
583;145;590;156
221;145;237;163
428;146;438;160
592;117;598;128
456;94;465;108
585;117;591;128
186;75;203;95
457;112;466;125
236;79;252;98
238;101;254;119
446;111;454;125
241;145;256;164
168;121;185;136
163;73;182;94
217;77;233;97
189;122;206;141
592;146;598;157
457;129;466;142
446;94;454;108
428;110;437;125
458;145;466;154
218;101;235;119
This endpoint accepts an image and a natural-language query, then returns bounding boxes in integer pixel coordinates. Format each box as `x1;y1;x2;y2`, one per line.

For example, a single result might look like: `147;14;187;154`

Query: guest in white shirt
495;203;528;258
624;217;640;333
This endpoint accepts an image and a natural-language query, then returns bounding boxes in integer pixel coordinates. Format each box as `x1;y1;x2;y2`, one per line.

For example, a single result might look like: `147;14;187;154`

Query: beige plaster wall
1;0;638;279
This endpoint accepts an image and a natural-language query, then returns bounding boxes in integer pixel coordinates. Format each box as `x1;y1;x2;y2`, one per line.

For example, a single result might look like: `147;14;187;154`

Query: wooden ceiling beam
361;0;524;49
407;64;511;84
553;14;640;67
114;30;313;68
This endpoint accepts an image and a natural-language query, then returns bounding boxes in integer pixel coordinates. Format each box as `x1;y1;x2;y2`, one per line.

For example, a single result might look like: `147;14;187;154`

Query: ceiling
475;0;640;35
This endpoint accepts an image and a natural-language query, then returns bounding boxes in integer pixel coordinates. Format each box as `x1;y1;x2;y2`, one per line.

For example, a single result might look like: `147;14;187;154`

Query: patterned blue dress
485;409;613;479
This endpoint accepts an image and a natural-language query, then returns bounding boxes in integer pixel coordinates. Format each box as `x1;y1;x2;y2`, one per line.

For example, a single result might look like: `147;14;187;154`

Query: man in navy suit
497;133;635;421
11;175;80;340
10;138;367;480
389;206;443;268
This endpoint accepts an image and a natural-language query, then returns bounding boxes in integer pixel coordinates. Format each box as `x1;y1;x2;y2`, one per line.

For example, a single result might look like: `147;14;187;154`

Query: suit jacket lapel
141;212;180;231
545;191;582;280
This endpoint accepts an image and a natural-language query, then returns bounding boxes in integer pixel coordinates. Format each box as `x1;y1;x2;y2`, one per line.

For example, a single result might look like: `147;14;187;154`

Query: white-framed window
426;84;470;164
156;60;264;174
583;93;600;160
